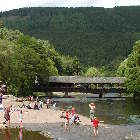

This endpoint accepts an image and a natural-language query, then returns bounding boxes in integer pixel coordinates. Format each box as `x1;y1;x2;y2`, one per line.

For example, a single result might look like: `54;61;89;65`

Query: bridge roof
49;76;126;84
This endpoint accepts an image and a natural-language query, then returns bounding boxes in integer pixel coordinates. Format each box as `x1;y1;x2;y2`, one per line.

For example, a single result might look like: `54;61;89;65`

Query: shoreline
0;95;140;140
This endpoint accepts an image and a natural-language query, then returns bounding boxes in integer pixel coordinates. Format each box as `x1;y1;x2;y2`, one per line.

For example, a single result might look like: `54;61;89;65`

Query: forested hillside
0;6;140;71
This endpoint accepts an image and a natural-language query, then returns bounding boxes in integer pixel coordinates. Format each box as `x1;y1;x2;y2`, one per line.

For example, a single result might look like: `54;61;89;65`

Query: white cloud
0;0;140;11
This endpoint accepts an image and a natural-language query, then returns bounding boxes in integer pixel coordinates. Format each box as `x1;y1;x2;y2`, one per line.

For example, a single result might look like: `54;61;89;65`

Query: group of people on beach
2;95;56;128
1;92;100;137
61;106;80;131
61;102;100;136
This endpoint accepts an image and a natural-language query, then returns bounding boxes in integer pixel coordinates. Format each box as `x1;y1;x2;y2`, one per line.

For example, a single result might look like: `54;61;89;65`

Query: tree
117;58;128;77
61;56;82;76
0;28;60;96
125;41;140;97
85;66;101;77
117;40;140;98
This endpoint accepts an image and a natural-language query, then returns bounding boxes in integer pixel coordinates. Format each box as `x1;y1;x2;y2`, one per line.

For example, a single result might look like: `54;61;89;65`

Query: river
0;128;51;140
0;93;140;140
54;95;140;125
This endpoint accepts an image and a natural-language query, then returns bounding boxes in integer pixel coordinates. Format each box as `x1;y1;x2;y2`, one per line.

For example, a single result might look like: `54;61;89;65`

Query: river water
54;95;140;125
0;128;51;140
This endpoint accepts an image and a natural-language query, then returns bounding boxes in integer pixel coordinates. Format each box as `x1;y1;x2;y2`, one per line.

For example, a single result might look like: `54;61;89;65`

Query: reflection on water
57;97;140;125
19;128;23;140
0;128;51;140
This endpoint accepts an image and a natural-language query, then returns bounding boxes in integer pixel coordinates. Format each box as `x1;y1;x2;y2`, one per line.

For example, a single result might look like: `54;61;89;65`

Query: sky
0;0;140;12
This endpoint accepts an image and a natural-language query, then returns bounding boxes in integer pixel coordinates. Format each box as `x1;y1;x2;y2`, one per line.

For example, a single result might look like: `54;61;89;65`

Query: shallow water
55;96;140;125
0;128;51;140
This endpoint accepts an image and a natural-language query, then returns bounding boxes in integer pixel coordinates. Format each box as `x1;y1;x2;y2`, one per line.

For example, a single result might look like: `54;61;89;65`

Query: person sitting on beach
31;96;34;102
36;97;39;102
89;102;96;120
28;96;31;102
34;102;39;110
19;110;23;128
4;105;12;126
26;103;32;109
91;117;100;136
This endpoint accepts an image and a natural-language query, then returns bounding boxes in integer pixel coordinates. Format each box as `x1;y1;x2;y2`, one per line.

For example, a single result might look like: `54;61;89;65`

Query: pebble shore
0;95;140;140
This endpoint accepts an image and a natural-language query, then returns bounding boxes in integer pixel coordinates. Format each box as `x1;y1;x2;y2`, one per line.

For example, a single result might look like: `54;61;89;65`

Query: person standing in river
64;110;70;131
4;105;12;126
89;102;96;120
91;117;100;136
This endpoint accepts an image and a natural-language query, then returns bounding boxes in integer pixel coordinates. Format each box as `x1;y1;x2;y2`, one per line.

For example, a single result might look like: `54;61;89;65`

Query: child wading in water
19;110;23;128
91;117;100;136
64;110;70;131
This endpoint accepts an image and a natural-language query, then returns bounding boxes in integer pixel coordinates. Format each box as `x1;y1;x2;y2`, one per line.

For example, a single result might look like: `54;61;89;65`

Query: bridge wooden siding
41;87;126;94
39;76;127;97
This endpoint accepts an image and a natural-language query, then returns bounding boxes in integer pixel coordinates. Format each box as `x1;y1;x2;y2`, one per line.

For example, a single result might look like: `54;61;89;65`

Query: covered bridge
49;76;125;84
47;76;126;97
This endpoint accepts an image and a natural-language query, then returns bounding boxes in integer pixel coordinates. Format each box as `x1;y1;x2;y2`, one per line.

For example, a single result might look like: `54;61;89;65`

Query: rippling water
55;96;140;125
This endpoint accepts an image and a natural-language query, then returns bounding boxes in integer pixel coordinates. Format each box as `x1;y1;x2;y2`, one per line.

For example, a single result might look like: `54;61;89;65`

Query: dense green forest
0;27;82;96
1;6;140;73
117;40;140;98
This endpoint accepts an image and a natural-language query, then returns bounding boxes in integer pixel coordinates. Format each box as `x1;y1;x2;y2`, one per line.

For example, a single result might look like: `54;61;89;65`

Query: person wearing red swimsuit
91;117;100;136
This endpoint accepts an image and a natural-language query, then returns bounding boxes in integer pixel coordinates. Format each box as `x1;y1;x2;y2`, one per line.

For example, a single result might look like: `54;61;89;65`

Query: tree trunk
99;93;103;98
64;91;68;97
133;93;137;100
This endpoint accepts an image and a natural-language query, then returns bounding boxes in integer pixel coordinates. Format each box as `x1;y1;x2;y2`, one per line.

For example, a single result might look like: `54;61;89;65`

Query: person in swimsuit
89;102;96;120
91;117;100;136
19;110;23;128
4;105;12;126
71;106;76;116
64;110;70;131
